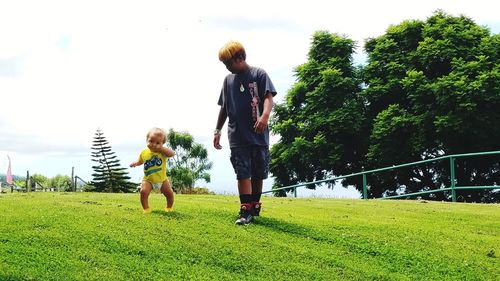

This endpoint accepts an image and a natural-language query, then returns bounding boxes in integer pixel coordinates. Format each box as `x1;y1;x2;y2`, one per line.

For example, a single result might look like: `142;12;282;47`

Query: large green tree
363;11;499;201
166;129;212;192
90;128;135;193
271;11;499;202
270;30;365;196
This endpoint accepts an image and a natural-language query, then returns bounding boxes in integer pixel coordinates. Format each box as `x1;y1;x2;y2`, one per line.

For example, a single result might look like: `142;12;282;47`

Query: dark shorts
230;146;270;180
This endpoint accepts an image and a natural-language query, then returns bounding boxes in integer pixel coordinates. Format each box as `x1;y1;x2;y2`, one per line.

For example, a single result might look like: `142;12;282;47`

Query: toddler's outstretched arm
130;159;143;168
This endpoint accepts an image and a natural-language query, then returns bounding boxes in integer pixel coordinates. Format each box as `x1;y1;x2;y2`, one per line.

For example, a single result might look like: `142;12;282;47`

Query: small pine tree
90;128;135;193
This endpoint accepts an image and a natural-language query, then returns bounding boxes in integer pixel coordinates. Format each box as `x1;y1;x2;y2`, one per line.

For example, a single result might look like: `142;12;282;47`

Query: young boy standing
213;41;277;225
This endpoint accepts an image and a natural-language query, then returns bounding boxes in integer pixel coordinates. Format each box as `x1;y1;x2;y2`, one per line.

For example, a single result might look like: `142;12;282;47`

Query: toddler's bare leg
140;181;153;211
161;180;174;209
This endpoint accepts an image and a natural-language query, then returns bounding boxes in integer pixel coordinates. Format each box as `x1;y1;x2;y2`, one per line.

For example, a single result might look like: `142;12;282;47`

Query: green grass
0;192;498;281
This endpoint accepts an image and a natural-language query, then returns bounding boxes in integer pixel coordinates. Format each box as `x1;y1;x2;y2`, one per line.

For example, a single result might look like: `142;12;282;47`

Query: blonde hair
146;127;167;144
218;40;246;63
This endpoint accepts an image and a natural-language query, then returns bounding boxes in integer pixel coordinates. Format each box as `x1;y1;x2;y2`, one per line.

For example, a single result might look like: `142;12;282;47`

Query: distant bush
177;187;215;195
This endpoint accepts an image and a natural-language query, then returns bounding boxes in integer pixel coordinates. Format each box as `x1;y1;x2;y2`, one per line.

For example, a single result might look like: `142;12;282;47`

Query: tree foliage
47;174;72;192
270;30;365;196
166;129;213;192
271;12;500;202
30;174;49;190
1;173;72;192
90;128;135;193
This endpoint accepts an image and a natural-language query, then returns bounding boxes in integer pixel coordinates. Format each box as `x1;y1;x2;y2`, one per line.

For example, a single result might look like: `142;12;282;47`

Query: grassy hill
0;192;498;280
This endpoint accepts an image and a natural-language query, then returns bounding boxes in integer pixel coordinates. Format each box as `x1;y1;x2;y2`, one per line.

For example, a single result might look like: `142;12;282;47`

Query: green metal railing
263;150;500;201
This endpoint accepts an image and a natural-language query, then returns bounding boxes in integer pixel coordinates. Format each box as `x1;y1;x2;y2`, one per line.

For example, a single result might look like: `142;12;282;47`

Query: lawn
0;192;498;280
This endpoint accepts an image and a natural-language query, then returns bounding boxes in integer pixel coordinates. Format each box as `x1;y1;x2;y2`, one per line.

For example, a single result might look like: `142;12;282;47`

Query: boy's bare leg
238;178;252;195
251;178;263;194
251;178;263;216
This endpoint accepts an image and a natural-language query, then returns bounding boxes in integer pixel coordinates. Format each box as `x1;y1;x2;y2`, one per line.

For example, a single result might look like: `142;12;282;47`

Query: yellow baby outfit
138;148;168;184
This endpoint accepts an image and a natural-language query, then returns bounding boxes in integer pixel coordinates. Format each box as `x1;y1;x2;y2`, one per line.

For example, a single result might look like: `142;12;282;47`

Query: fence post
362;173;367;199
26;170;30;192
449;156;456;202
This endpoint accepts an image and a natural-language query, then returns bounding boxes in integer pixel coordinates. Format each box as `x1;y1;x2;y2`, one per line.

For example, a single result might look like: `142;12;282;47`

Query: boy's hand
254;115;269;134
213;134;222;150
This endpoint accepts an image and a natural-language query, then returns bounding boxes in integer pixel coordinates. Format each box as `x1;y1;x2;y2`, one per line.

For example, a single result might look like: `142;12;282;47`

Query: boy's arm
254;92;273;134
213;107;227;150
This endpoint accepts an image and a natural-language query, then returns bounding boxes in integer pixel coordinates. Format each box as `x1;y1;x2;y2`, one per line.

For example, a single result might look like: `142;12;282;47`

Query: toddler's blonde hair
146;127;167;144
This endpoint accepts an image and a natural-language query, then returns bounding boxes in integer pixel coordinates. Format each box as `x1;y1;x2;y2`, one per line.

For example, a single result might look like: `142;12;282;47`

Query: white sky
1;0;499;197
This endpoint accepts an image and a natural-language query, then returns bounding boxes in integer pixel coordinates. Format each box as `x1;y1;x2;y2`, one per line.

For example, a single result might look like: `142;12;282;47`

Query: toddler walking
130;127;175;213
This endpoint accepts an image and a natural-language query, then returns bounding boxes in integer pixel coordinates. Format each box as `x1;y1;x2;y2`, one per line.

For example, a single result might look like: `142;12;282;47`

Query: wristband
214;128;221;135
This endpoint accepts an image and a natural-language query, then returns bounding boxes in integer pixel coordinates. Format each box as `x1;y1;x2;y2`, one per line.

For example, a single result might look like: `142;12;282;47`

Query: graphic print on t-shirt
248;82;260;122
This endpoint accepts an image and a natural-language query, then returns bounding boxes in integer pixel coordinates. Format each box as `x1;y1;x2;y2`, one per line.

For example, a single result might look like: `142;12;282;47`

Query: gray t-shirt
218;66;277;148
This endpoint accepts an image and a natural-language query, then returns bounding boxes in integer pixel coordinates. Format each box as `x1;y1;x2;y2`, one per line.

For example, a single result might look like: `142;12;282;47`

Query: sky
1;0;499;197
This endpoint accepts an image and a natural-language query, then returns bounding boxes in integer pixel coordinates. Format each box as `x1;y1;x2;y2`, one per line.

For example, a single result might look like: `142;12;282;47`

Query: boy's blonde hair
147;127;167;144
218;41;246;63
